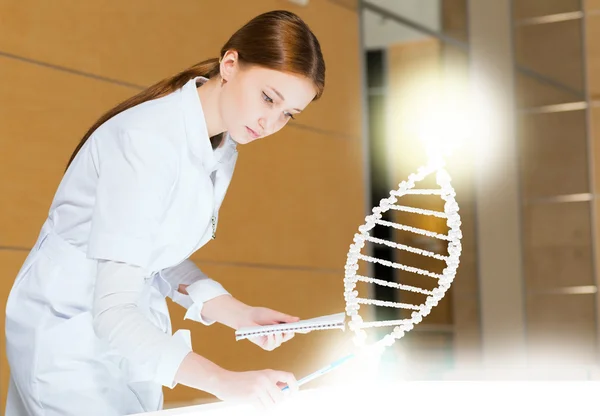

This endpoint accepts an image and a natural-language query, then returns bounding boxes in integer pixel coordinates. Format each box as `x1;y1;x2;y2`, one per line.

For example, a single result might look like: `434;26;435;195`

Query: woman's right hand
175;352;298;410
210;368;299;409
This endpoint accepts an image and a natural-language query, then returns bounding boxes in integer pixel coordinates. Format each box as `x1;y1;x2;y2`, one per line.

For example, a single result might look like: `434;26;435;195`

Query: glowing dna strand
287;155;462;390
344;156;462;352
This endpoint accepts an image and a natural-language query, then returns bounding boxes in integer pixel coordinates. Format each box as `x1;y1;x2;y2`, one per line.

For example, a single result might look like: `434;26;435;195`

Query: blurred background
2;0;600;411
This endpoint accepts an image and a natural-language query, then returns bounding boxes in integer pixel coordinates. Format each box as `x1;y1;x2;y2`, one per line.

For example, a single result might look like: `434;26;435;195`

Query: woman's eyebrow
268;86;302;112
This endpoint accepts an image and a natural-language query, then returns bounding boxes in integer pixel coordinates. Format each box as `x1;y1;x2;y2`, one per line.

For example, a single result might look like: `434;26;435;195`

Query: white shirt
49;76;238;387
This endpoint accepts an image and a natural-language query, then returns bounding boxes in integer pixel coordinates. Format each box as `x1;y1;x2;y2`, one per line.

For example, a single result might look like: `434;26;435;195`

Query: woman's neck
196;77;226;138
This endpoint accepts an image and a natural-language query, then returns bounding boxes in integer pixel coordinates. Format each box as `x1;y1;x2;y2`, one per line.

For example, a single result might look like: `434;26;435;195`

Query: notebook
235;312;346;341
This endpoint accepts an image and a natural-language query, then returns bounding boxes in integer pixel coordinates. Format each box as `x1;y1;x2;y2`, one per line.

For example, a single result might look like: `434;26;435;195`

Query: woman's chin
228;130;254;145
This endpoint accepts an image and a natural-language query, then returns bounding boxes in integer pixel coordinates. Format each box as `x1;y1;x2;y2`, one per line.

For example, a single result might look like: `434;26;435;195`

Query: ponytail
65;58;221;170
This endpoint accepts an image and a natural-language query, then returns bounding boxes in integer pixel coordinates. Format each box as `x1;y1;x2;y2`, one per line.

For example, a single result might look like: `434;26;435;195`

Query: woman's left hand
242;307;300;351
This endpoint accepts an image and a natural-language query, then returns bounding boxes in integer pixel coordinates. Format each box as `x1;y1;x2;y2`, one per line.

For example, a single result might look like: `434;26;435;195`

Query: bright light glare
385;69;485;184
402;79;480;163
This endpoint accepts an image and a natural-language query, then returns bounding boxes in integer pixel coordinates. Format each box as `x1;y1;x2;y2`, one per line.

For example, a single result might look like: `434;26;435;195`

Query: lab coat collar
180;76;237;173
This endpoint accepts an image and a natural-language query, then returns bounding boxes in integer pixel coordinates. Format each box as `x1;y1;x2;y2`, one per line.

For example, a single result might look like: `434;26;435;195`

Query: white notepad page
235;312;346;341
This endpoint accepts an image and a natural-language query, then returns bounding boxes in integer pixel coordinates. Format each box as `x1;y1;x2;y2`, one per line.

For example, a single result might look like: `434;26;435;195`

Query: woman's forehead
243;66;317;106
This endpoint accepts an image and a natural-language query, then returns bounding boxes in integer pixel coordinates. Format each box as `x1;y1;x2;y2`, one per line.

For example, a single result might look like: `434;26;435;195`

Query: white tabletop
130;380;600;415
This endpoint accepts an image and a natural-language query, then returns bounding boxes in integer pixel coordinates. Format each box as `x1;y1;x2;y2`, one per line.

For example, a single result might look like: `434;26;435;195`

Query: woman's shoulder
91;89;188;155
108;89;186;135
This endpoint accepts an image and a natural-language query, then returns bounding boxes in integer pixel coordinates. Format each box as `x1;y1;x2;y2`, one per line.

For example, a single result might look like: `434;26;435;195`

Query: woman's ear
220;49;239;84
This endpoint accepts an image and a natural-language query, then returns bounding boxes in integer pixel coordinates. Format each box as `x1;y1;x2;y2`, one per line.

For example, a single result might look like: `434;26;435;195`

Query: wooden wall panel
586;0;600;11
514;19;584;94
591;106;600;194
0;0;362;138
518;110;589;199
441;0;468;43
0;55;136;248
515;0;600;373
192;128;365;269
515;71;580;108
585;14;600;99
523;196;593;291
512;0;581;19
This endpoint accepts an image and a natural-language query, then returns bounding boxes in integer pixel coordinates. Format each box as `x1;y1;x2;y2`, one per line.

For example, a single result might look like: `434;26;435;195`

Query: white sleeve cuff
184;279;231;326
170;289;194;310
156;329;193;389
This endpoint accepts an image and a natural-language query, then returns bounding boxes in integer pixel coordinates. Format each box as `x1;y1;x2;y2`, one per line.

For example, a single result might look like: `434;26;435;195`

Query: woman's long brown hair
65;10;325;169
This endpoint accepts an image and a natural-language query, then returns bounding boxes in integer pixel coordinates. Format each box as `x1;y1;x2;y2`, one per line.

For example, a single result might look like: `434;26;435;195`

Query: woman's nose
258;116;274;135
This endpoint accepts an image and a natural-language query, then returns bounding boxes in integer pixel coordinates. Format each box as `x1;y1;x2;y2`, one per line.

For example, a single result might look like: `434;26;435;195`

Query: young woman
5;10;325;415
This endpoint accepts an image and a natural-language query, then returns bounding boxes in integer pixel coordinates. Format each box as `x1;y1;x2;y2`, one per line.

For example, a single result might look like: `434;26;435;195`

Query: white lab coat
4;76;238;415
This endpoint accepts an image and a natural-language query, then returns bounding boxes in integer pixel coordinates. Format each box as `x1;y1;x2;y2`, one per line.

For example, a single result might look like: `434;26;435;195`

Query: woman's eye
284;112;296;120
262;92;273;103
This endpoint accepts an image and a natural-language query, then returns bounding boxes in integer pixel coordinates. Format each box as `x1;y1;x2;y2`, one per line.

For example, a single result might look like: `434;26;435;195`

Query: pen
281;353;355;392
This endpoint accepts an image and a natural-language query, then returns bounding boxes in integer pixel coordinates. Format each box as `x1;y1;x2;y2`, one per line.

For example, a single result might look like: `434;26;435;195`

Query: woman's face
218;52;318;144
